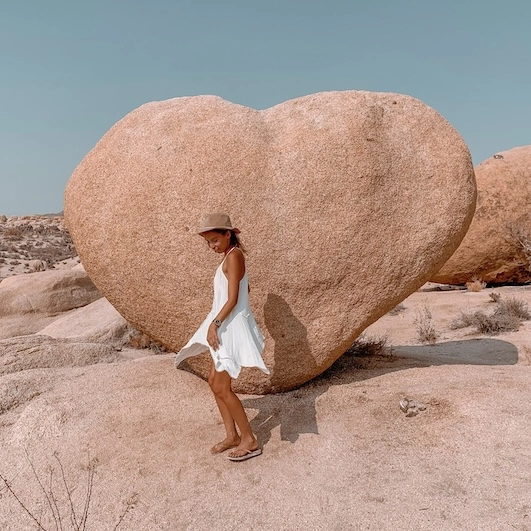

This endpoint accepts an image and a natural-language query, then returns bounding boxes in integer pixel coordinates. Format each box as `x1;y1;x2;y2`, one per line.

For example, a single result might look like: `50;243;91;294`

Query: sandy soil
1;217;530;530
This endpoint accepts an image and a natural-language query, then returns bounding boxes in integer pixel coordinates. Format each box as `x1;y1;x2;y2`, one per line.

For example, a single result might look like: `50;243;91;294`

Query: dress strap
223;246;240;260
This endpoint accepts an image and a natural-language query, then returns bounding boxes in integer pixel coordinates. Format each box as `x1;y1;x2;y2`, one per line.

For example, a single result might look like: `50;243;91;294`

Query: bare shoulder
223;248;245;274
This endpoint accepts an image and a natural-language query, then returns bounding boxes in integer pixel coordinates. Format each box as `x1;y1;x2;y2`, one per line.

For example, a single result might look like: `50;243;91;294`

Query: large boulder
0;269;102;339
432;145;531;285
64;91;476;393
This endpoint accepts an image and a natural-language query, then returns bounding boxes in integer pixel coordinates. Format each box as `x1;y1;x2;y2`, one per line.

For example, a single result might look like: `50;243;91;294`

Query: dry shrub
450;310;480;330
451;295;529;335
495;296;531;320
129;332;152;349
0;451;137;530
3;227;23;240
344;334;391;357
319;334;395;378
474;311;521;334
489;292;501;303
466;277;486;292
128;329;168;353
414;305;438;344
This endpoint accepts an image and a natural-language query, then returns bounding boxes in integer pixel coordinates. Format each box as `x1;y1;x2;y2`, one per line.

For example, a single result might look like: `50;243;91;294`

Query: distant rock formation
65;91;476;393
0;215;77;280
432;145;531;285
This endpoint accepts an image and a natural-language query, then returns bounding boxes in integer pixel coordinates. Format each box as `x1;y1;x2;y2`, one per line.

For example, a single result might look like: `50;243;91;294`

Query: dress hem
174;341;270;378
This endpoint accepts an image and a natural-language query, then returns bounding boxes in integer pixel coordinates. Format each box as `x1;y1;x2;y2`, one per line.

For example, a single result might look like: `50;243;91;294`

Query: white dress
174;248;270;379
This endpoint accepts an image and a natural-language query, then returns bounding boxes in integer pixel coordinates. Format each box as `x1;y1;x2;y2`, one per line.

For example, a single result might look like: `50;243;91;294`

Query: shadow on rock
242;293;322;444
263;293;318;392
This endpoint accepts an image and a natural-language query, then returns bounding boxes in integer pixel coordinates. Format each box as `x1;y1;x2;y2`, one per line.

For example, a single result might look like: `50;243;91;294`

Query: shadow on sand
242;336;519;446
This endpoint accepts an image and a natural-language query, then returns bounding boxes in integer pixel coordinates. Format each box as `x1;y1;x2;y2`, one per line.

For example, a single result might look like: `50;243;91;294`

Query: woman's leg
208;363;240;453
209;367;259;458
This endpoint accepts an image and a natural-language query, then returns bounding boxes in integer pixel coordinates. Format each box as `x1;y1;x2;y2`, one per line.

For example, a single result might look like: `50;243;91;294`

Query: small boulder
0;268;101;316
0;269;102;339
37;297;129;345
28;259;47;272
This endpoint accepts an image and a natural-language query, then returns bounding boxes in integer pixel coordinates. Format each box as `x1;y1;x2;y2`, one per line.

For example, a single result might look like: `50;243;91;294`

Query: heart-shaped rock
64;91;476;393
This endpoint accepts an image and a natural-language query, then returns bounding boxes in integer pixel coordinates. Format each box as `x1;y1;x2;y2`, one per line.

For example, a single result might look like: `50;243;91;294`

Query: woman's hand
207;322;220;351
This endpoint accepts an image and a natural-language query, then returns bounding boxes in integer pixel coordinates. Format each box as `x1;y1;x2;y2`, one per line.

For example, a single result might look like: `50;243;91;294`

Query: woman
174;213;269;461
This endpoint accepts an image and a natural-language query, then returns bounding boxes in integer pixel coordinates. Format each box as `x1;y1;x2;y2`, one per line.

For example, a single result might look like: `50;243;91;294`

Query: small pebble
399;399;409;412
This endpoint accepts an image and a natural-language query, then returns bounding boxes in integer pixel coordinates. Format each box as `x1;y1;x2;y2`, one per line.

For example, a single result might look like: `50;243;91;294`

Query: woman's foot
227;436;261;460
210;436;240;454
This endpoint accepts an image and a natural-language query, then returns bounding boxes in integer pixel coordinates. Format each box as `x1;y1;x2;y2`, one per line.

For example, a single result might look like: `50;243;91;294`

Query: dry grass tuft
466;277;486;292
414;305;438;344
473;311;521;335
450;310;480;330
310;335;396;380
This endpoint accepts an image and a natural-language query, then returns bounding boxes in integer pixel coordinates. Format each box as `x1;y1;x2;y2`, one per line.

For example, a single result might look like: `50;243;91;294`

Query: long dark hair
212;229;247;253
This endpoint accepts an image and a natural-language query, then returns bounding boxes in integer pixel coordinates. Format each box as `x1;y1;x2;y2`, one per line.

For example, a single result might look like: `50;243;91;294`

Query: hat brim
198;226;241;234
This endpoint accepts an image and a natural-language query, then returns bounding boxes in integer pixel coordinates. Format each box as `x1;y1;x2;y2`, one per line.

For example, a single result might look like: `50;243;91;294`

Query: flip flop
227;448;262;462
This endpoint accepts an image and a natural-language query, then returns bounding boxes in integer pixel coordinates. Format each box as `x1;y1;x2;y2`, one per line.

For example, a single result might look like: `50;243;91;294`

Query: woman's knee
210;382;230;400
209;372;231;399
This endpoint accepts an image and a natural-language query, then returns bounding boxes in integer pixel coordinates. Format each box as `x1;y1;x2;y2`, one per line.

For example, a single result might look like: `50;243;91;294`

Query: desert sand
1;216;530;530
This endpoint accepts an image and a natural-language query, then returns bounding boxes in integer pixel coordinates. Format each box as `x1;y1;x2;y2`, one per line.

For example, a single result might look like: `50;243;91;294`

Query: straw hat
197;213;240;234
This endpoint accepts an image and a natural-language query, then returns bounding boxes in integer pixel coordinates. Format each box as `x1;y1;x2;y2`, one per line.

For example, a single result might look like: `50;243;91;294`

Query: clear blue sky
1;0;530;216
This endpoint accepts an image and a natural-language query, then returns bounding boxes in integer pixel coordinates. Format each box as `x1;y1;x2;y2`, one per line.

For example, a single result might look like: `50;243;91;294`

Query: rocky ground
0;215;79;280
1;216;530;530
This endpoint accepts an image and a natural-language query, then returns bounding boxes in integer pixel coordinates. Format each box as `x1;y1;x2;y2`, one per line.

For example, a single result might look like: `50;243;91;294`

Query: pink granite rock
0;269;102;339
0;335;122;376
432;145;531;285
64;91;476;393
36;297;129;345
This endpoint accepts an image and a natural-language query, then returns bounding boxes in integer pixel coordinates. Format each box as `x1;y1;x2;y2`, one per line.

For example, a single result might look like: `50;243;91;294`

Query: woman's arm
207;250;245;350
